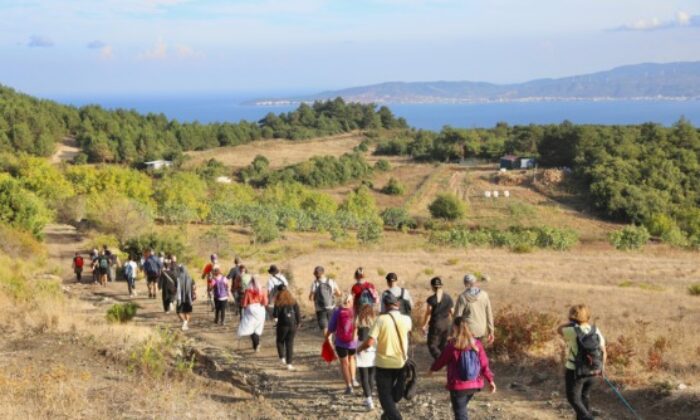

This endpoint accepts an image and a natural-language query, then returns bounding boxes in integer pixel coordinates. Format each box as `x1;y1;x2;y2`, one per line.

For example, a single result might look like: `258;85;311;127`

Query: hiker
232;265;251;318
72;252;84;283
172;256;195;331
103;246;112;282
226;256;243;283
108;249;120;283
267;264;288;321
238;276;268;352
351;267;378;313
356;303;378;410
380;273;413;316
123;255;138;297
96;251;110;287
308;266;340;332
211;266;230;325
557;304;607;420
454;274;494;344
90;248;99;283
357;293;412;420
422;277;454;360
326;293;359;395
143;249;162;299
429;317;496;420
202;254;218;311
273;285;301;371
158;258;178;313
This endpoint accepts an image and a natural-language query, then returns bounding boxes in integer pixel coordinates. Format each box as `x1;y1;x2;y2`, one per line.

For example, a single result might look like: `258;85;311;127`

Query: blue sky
1;0;699;96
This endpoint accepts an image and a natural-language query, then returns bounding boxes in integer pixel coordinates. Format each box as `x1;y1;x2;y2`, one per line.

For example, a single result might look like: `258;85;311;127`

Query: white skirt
356;346;376;368
238;303;266;337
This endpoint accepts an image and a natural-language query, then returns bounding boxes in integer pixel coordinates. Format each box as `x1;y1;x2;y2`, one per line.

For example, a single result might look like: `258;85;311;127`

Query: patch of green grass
106;302;139;323
618;280;664;292
688;283;700;296
445;258;459;266
377;268;386;276
423;268;435;276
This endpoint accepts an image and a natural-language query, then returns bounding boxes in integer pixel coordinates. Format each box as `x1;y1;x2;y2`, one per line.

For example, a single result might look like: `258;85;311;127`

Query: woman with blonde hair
356;303;377;410
557;304;606;420
326;293;358;395
237;275;268;352
273;285;301;371
430;317;496;420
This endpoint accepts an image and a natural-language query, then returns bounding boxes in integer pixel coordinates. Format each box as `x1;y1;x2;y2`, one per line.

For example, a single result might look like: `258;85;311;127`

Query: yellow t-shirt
562;324;605;370
368;311;412;369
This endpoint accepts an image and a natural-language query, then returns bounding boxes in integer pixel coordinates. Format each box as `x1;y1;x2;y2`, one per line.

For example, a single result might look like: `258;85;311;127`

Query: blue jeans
449;390;475;420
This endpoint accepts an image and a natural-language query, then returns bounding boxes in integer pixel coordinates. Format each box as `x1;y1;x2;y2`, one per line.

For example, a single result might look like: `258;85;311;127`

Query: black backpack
573;325;604;378
398;288;412;316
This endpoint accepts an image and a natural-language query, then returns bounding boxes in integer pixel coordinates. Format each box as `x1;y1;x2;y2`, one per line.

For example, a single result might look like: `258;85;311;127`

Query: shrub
252;218;280;244
492;305;558;359
381;177;405;195
123;232;188;260
428;193;466;220
357;218;383;244
381;207;416;230
106;303;139;323
606;335;636;368
374;159;392;171
609;225;650;250
429;226;579;251
689;283;700;296
0;175;52;238
535;226;579;250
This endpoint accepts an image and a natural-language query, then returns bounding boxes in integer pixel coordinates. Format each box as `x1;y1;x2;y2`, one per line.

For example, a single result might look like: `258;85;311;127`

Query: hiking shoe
364;397;374;410
344;386;352;395
182;321;189;331
352;379;361;387
280;358;286;365
287;364;295;371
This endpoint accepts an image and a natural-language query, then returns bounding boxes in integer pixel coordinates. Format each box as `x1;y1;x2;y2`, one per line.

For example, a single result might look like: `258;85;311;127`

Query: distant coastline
250;96;700;106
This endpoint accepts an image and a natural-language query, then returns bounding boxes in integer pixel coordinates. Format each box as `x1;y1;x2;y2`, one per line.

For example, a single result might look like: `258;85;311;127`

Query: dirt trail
44;224;627;419
50;137;81;164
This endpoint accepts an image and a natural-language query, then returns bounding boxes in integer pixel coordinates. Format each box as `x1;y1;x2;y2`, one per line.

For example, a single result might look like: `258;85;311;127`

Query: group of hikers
71;250;607;420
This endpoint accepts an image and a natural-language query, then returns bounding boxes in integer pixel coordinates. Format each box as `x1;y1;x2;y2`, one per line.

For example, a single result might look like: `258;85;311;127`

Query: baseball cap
430;277;443;287
382;292;399;306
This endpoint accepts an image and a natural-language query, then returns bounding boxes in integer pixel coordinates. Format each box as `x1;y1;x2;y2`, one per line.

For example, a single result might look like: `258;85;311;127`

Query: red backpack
336;308;355;343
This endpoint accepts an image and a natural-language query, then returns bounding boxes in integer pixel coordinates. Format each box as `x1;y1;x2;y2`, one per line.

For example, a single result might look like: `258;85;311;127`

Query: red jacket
430;340;494;391
351;281;377;310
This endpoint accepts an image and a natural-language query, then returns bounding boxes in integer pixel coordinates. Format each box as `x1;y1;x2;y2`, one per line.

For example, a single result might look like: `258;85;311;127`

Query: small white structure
493;191;500;198
484;191;492;198
504;190;510;198
144;160;172;170
215;176;233;184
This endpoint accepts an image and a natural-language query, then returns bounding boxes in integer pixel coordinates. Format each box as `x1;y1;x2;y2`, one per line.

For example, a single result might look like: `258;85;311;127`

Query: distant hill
252;61;700;105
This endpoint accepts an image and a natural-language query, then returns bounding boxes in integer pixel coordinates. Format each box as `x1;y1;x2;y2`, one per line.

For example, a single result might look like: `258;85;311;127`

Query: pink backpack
336;308;355;343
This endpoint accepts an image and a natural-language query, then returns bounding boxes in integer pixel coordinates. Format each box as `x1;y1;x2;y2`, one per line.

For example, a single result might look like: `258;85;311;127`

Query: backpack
214;277;229;300
123;263;134;279
144;257;160;277
336;308;355;343
384;289;412;315
98;256;109;270
573;325;604;378
358;283;377;307
315;280;334;309
279;305;297;326
457;347;481;381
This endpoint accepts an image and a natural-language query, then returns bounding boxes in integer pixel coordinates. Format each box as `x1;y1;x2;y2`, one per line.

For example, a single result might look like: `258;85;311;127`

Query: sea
52;94;700;130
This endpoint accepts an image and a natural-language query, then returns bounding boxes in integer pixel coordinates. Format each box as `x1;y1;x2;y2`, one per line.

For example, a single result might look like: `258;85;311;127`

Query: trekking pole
602;375;643;420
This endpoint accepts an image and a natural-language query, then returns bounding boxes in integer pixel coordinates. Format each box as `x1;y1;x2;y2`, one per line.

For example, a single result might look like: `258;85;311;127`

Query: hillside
254;61;700;104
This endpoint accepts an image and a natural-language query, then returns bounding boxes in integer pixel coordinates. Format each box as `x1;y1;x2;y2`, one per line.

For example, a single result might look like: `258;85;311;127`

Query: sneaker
182;321;189;331
344;386;352;395
254;346;260;353
280;358;286;365
352;379;361;387
287;364;295;371
364;397;374;410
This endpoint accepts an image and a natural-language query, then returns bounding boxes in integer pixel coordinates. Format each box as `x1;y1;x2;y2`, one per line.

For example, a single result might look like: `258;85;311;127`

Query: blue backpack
458;348;481;381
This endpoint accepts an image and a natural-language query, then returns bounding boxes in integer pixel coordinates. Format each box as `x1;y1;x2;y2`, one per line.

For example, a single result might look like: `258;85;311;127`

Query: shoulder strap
387;313;407;362
400;288;405;299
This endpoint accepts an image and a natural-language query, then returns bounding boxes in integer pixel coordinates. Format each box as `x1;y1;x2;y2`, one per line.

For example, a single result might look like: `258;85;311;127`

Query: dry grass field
183;132;365;169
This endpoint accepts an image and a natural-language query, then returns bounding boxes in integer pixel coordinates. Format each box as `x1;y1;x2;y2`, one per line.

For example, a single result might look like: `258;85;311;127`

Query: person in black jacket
273;285;301;371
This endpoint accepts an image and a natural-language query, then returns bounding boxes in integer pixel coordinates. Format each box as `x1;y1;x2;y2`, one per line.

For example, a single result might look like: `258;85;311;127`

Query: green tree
429;193;466;220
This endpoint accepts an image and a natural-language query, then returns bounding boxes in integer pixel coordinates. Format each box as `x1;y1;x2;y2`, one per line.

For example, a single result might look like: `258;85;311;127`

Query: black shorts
177;302;193;314
336;347;356;358
147;274;159;284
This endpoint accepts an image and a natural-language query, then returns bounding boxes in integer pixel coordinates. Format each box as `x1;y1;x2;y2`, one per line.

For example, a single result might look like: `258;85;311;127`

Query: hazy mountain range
252;61;700;105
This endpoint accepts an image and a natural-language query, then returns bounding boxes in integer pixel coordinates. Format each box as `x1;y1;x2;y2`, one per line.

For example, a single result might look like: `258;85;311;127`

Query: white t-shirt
380;286;413;313
124;261;138;279
267;274;288;304
310;277;339;310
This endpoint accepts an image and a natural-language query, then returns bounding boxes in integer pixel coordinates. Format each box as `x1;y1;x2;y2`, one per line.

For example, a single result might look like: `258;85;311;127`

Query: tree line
0;85;407;163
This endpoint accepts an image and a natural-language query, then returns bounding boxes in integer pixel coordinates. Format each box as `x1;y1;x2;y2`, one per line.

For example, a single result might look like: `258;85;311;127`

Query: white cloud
28;35;54;47
138;38;203;60
100;45;114;60
615;10;700;31
139;38;168;60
